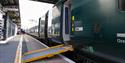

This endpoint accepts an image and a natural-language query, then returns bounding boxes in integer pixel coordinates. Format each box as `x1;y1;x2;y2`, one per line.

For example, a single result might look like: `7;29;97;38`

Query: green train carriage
71;0;125;62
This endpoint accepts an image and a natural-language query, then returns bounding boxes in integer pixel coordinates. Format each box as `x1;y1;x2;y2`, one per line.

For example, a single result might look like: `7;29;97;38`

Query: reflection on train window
49;5;61;37
39;19;45;38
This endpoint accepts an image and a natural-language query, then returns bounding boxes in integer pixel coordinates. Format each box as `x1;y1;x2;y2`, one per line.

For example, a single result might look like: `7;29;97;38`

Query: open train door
61;0;71;44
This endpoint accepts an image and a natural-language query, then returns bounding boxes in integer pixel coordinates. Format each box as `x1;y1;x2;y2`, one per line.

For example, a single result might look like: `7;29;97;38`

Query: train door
46;0;71;46
62;0;71;43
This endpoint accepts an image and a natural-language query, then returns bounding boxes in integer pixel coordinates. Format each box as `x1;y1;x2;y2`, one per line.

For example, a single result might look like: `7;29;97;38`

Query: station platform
0;35;21;63
0;34;75;63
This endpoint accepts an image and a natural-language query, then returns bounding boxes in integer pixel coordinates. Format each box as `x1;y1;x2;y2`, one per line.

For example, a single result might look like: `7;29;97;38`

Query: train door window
118;0;125;11
47;3;64;43
65;7;69;34
51;5;61;37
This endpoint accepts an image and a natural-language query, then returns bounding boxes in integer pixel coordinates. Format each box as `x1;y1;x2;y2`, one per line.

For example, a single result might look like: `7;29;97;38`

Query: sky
19;0;53;29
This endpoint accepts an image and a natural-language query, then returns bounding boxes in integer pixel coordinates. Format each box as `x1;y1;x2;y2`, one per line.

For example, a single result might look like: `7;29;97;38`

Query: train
27;0;125;63
0;12;17;41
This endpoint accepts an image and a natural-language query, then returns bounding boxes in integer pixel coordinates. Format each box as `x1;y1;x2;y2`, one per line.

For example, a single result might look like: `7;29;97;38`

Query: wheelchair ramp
23;45;73;63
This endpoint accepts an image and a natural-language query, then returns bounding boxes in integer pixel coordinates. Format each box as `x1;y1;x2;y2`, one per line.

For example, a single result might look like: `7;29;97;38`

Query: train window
51;5;61;37
65;7;69;34
118;0;125;11
39;18;45;38
47;3;63;43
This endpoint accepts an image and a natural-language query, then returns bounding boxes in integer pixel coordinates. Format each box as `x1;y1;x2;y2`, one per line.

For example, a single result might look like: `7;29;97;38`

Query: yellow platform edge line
24;46;72;63
23;44;64;55
14;35;23;63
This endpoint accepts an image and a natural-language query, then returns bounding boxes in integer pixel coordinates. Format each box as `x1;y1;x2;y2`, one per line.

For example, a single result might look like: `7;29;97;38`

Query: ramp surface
23;35;75;63
23;45;73;62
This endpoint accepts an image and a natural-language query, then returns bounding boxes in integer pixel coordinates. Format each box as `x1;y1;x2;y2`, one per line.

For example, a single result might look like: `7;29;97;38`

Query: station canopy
0;0;58;28
0;0;20;26
31;0;59;4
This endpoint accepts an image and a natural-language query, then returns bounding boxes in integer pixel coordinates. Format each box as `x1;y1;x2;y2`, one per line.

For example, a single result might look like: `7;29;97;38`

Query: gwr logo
117;33;125;43
117;39;125;43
